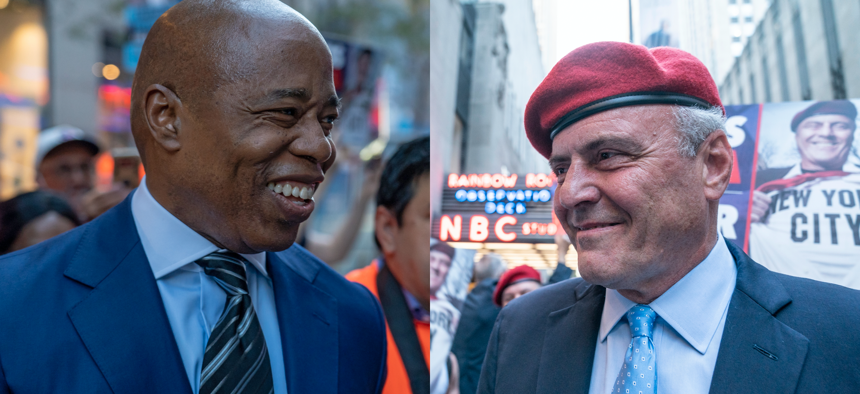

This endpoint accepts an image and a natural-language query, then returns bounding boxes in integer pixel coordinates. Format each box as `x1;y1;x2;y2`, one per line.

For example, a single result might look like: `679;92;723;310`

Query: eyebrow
578;136;643;154
268;88;311;101
264;89;341;109
548;136;644;166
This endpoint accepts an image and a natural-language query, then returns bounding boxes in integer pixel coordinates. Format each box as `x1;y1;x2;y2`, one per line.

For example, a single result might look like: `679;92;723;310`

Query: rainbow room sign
432;173;560;243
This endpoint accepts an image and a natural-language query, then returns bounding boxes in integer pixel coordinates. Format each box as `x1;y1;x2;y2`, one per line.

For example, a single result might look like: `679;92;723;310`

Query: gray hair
475;253;508;282
673;106;727;157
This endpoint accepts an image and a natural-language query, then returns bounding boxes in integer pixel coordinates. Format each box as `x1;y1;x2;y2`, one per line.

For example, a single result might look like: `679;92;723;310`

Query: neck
618;228;719;304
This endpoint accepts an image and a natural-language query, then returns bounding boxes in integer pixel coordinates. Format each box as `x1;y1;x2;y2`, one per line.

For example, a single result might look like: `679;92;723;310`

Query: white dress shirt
588;234;738;394
131;178;288;394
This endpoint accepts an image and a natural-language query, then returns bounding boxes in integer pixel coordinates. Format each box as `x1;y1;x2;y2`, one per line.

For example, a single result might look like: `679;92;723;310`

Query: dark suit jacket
0;196;387;394
477;240;860;393
451;278;500;394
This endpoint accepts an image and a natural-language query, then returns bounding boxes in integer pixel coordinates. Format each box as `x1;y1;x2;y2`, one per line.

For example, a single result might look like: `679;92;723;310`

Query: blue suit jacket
477;239;860;393
0;196;386;394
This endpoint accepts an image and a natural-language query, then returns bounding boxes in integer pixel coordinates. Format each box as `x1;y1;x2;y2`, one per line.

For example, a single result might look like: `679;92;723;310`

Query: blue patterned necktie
196;251;273;394
612;304;657;394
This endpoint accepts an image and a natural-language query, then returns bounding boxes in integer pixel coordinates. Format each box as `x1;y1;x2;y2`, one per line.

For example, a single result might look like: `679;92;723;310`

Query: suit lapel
65;197;191;394
267;249;338;394
709;241;809;394
536;281;605;394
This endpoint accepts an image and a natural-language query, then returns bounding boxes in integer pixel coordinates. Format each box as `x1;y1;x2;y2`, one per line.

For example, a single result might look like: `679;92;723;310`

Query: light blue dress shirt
588;234;738;394
130;178;288;394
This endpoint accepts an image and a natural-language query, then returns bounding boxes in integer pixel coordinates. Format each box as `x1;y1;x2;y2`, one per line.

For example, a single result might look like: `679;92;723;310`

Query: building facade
637;0;769;85
720;0;860;105
431;0;547;218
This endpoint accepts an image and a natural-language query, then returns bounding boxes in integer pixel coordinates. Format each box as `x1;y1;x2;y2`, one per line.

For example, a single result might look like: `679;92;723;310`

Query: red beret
790;100;857;132
493;265;541;307
524;41;724;158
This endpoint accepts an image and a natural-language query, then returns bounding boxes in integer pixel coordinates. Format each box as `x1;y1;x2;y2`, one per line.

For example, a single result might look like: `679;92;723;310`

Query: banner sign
747;99;860;290
719;104;761;248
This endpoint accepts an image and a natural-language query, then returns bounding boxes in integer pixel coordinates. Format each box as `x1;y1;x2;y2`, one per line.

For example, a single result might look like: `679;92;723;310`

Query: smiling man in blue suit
0;1;386;393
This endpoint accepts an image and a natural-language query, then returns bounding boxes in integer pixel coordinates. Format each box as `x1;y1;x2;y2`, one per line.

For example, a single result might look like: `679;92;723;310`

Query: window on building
743;0;751;3
745;16;753;23
729;0;737;4
733;36;741;42
731;16;739;23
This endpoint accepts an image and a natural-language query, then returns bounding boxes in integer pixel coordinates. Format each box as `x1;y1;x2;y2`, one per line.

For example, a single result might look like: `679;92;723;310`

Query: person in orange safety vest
346;136;431;394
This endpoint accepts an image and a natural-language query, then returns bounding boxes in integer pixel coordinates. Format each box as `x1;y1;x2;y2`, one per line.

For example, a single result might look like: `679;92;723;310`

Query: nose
556;163;601;210
289;119;334;167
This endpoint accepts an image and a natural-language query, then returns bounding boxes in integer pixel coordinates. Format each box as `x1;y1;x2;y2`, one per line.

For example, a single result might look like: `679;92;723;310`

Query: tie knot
626;304;656;338
196;251;249;296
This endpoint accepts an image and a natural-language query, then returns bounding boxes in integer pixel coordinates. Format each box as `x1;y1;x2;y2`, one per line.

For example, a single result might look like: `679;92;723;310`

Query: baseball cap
36;125;100;167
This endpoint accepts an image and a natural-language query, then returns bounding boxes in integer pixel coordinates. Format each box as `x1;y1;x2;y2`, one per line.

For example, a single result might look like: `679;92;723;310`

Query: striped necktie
196;251;273;394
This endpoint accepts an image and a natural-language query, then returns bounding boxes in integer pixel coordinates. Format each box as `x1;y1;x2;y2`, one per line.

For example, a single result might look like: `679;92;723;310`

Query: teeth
269;182;316;200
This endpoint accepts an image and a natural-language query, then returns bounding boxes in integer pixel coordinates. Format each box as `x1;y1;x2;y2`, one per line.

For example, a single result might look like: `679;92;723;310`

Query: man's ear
144;84;183;153
375;206;398;255
700;130;733;201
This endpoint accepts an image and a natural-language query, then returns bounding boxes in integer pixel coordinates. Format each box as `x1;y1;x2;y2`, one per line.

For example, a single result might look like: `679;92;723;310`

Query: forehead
430;250;452;263
549;105;675;157
215;23;335;99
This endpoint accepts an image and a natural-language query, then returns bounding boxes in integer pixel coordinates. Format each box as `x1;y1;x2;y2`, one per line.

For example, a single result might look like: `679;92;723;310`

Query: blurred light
359;137;386;161
92;62;105;77
102;64;120;80
0;0;9;10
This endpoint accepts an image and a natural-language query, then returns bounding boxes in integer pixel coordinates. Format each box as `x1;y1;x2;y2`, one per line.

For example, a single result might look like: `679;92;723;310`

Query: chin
577;254;625;288
241;226;299;253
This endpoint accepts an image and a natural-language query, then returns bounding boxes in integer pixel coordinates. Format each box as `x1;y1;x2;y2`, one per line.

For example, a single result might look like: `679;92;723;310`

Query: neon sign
435;173;560;243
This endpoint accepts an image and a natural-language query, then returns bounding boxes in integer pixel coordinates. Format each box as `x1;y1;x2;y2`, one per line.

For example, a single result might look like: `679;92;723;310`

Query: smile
267;181;317;201
575;223;620;231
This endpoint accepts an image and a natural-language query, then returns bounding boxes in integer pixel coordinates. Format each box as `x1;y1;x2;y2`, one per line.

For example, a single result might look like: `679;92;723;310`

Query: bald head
130;0;340;254
131;0;327;161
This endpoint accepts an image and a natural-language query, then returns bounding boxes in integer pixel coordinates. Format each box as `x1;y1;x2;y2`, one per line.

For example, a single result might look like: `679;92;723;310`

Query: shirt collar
786;162;858;178
599;234;737;354
131;177;267;279
377;258;429;322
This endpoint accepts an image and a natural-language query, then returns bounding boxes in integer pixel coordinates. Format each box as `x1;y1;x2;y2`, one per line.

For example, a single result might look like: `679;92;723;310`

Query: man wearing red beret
493;265;541;308
478;41;860;394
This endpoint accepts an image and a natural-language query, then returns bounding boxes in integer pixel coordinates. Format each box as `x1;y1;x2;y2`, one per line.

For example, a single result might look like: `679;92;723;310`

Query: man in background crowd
347;136;431;394
35;125;129;222
0;190;79;254
450;254;507;394
493;265;542;308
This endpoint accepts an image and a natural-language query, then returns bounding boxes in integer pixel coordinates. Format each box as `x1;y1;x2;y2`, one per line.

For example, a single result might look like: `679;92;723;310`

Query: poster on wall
747;99;860;290
429;239;474;394
719;104;761;249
